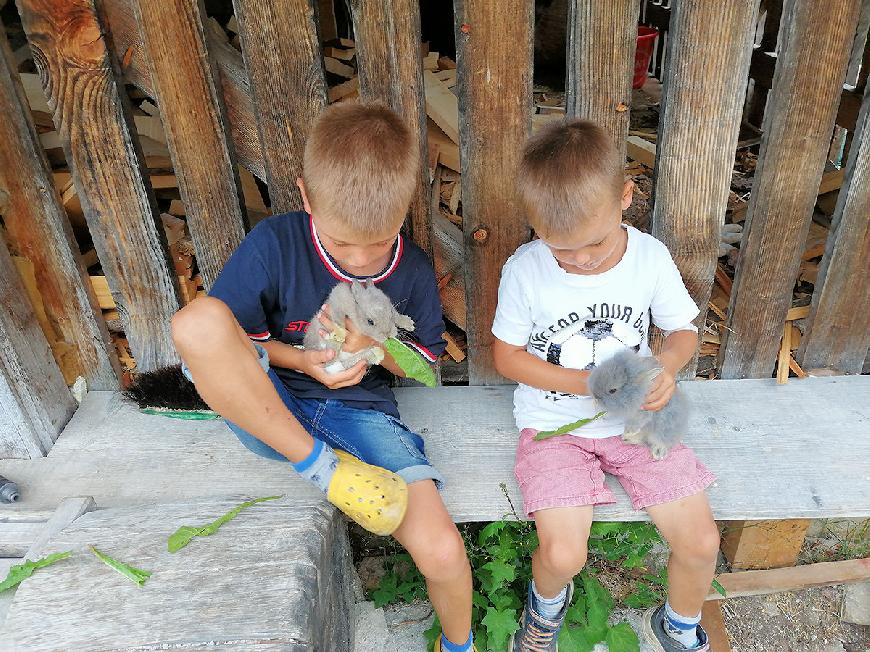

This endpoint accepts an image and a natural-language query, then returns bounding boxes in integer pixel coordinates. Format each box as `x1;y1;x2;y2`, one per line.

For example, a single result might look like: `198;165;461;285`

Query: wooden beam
454;0;534;384
16;0;183;373
566;0;640;164
132;0;248;289
721;518;811;570
0;236;77;459
651;0;760;378
709;557;870;600
0;23;120;389
700;601;732;651
798;82;870;374
348;0;433;256
719;0;861;379
232;0;327;213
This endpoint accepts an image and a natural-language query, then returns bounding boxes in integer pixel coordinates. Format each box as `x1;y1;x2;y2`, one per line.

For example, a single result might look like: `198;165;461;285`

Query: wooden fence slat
348;0;432;256
566;0;640;164
651;1;760;378
0;22;120;389
133;0;248;289
454;0;534;384
16;0;182;373
798;81;870;374
232;0;327;213
719;0;861;379
0;236;77;459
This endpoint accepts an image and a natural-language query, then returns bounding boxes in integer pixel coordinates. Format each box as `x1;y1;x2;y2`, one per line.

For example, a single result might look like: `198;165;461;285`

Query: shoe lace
520;618;556;651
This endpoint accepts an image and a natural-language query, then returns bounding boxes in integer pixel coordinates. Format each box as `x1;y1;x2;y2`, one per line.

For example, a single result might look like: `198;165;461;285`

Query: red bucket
633;26;659;89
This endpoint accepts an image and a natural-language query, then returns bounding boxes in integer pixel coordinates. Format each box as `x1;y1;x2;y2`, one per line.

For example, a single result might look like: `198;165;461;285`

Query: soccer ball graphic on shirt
544;317;641;370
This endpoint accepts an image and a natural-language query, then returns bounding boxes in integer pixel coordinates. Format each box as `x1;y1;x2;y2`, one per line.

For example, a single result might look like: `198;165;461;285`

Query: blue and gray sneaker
508;581;574;652
641;605;710;651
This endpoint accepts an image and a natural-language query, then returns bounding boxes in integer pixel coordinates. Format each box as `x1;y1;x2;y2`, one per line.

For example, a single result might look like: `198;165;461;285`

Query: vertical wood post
651;1;760;378
0;235;77;459
232;0;328;213
0;21;120;388
349;0;432;256
566;0;640;164
133;0;248;289
798;81;870;374
719;0;861;379
16;0;183;372
454;0;534;385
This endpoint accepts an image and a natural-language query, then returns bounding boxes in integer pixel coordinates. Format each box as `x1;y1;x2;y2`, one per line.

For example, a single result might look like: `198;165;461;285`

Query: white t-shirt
491;225;699;438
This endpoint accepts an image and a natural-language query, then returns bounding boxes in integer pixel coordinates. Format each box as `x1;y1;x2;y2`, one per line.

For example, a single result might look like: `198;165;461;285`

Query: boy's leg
644;491;719;650
391;480;472;647
172;297;315;462
172;297;409;536
532;505;593;597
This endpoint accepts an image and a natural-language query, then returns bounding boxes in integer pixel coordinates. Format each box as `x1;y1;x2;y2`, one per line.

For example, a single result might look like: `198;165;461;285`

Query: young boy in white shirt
492;119;719;652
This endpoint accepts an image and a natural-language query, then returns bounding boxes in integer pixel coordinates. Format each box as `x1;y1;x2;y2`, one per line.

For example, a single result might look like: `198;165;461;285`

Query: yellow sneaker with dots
326;450;408;536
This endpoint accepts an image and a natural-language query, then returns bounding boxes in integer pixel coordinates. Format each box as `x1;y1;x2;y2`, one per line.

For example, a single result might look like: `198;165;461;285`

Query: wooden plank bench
0;375;866;648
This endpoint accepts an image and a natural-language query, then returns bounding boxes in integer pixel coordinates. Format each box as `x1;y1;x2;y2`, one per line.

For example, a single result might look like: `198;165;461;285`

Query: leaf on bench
168;495;283;553
90;547;151;587
0;551;72;592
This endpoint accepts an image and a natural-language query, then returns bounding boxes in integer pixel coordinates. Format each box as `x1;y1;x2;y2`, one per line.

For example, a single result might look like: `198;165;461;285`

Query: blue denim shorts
182;345;443;487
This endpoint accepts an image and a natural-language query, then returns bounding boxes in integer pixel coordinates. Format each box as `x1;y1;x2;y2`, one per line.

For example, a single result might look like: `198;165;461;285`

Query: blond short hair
303;101;419;239
517;119;624;238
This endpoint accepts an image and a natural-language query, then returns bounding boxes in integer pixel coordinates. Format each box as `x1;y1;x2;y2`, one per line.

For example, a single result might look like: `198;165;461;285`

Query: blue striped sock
440;630;473;652
290;439;338;492
663;601;700;649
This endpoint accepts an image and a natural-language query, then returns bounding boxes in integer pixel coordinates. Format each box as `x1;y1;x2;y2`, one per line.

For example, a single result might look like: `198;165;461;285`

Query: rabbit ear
349;280;365;300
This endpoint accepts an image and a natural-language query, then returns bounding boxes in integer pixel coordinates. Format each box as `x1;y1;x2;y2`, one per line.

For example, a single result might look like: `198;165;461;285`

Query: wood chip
776;322;791;384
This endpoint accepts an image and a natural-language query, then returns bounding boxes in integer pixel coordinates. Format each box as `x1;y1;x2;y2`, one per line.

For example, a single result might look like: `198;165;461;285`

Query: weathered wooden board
0;521;45;557
232;0;327;213
454;0;534;384
23;496;95;561
0;239;77;459
566;0;639;164
1;499;354;651
348;0;432;256
0;23;120;390
133;0;248;289
798;82;870;374
1;376;867;524
708;557;870;600
16;0;182;372
651;1;760;377
720;0;861;378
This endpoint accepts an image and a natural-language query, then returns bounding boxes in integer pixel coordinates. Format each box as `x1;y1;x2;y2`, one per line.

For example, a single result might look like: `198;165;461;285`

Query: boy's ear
296;177;313;214
621;179;634;211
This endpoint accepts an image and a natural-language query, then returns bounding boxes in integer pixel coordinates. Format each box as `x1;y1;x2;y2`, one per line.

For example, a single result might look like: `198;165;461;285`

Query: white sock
531;580;567;620
663;600;701;649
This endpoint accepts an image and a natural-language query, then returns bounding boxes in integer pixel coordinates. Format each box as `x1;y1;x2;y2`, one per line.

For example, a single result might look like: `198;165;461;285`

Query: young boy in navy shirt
173;102;475;652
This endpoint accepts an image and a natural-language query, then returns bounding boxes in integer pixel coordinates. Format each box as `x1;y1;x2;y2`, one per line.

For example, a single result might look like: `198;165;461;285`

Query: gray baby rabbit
588;349;689;460
303;280;415;373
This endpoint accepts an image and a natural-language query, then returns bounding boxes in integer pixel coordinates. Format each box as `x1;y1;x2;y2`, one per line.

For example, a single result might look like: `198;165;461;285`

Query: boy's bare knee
412;528;468;581
672;523;720;566
171;297;233;351
538;538;587;578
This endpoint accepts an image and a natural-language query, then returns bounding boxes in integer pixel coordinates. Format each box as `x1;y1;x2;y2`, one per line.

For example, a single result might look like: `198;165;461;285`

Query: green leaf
478;521;509;545
482;559;516;593
711;578;727;597
424;614;442;651
383;338;436;387
533;412;606;440
481;607;518;651
140;408;221;420
558;624;597;652
168;495;282;552
565;592;587;626
372;572;399;608
604;622;640;652
89;547;151;586
0;552;72;592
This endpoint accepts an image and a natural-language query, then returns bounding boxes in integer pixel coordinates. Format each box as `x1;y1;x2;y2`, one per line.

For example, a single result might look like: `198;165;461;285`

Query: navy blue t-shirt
208;211;446;418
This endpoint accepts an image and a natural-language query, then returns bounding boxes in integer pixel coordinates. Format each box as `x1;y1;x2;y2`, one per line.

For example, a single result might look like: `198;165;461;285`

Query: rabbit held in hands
588;349;689;460
303;280;416;373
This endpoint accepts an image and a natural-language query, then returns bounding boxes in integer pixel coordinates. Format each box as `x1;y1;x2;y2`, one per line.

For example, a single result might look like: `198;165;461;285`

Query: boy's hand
642;365;675;412
318;306;377;353
299;348;367;389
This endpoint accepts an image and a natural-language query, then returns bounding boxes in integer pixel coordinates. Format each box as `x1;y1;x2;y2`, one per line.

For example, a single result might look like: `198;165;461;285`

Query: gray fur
303;280;415;372
588;349;690;460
